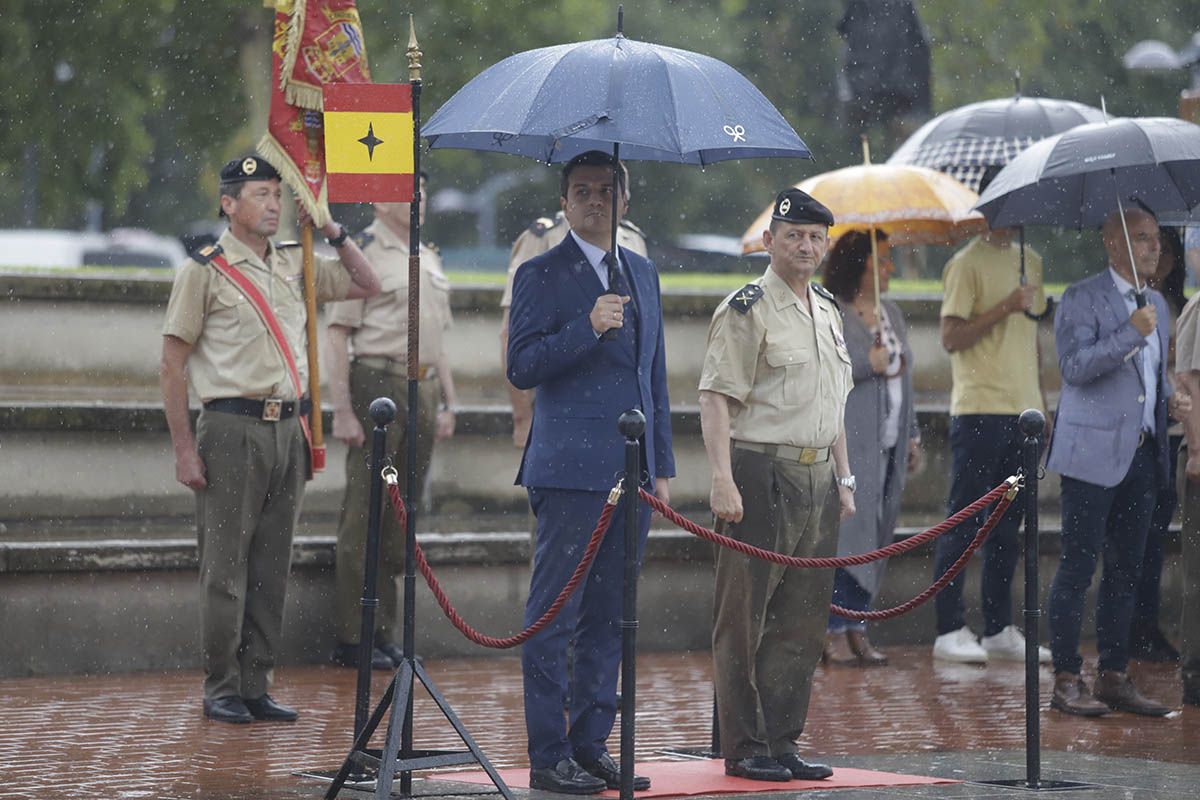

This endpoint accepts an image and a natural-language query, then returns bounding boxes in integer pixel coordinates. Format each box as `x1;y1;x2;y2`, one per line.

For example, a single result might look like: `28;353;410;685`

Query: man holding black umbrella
508;150;674;794
1045;207;1187;717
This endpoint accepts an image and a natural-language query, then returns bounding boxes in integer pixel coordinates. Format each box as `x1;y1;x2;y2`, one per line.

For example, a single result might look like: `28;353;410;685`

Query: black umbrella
887;83;1105;192
976;115;1200;302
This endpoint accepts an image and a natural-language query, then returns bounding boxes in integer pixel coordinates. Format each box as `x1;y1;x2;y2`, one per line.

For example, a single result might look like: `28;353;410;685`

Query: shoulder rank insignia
191;243;223;265
529;216;558;237
619;218;646;238
728;283;764;314
353;230;375;249
811;282;840;311
275;240;301;250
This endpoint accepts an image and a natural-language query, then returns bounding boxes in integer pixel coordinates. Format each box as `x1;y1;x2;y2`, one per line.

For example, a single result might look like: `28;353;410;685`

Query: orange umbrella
739;161;986;256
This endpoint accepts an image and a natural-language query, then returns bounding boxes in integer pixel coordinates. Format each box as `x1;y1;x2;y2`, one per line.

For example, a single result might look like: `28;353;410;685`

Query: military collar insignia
811;282;840;311
728;283;764;314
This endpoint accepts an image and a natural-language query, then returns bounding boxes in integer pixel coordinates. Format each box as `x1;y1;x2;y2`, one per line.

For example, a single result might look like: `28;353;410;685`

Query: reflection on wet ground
0;647;1195;799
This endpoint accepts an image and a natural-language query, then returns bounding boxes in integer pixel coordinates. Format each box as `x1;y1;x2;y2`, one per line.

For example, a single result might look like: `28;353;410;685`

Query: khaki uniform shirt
162;229;351;402
326;221;452;366
499;213;648;308
940;236;1045;416
699;267;853;447
1175;293;1200;379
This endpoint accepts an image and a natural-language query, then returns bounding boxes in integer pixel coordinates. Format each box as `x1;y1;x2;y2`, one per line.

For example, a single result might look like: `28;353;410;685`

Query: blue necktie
602;251;636;344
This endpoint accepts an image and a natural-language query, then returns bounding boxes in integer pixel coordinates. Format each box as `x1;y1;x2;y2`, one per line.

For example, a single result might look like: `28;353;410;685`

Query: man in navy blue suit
507;151;675;795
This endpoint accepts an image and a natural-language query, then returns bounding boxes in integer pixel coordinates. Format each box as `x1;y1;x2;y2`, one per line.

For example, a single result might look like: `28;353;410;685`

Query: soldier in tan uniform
160;156;380;724
698;189;854;782
498;166;648;448
325;173;458;669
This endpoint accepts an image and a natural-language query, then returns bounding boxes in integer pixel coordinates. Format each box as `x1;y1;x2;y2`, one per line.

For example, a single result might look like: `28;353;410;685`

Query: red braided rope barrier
385;480;618;649
829;491;1014;620
637;477;1017;569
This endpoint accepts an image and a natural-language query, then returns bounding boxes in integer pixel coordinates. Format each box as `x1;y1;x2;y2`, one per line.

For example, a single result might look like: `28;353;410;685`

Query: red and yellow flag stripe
324;83;414;203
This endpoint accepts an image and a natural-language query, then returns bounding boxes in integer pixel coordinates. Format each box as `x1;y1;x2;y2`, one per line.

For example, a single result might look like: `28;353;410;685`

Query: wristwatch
325;224;350;248
837;475;857;492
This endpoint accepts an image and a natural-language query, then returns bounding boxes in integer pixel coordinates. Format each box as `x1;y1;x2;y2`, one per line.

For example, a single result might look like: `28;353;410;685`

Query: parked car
0;228;187;270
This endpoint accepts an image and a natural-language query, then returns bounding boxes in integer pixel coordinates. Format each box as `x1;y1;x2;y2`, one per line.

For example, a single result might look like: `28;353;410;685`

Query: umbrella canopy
740;163;986;255
888;95;1105;191
975;116;1200;229
422;35;811;165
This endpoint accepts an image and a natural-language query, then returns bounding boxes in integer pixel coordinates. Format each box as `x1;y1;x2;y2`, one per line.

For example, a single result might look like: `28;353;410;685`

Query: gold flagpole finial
407;14;422;82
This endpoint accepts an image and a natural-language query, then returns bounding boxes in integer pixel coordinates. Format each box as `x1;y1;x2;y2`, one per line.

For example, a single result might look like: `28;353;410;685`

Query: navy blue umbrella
422;34;811;165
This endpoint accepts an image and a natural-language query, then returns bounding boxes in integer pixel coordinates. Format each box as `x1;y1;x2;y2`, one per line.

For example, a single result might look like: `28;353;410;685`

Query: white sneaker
981;625;1052;663
933;626;988;663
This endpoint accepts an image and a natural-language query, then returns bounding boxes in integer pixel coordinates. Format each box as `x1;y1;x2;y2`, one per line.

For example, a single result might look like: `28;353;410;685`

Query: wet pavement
0;647;1196;799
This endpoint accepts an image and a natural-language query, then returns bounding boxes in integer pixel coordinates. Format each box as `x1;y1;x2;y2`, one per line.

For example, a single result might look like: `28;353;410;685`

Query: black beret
771;188;834;226
220;156;280;184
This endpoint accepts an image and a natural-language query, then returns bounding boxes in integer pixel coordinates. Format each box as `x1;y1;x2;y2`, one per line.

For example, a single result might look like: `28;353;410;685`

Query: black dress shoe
203;696;252;724
775;752;833;780
580;752;650;790
529;758;607;795
331;641;394;670
244;693;299;722
724;756;792;782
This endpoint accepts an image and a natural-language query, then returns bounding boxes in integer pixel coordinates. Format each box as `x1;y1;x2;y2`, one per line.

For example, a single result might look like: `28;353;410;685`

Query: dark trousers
828;570;870;632
935;414;1025;637
521;486;650;769
1049;440;1159;675
1133;433;1181;625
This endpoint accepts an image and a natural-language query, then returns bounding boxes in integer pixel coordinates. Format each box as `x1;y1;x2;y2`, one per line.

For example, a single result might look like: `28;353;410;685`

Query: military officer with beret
698;188;854;782
499;164;648;449
325;172;459;670
161;156;380;724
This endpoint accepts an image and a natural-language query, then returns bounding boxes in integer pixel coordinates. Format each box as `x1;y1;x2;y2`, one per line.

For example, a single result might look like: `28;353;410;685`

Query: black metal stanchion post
617;410;645;800
354;397;397;742
1018;408;1044;789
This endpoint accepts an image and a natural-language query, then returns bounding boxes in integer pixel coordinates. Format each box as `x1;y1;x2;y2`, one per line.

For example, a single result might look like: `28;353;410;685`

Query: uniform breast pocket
212;284;260;342
764;345;811;406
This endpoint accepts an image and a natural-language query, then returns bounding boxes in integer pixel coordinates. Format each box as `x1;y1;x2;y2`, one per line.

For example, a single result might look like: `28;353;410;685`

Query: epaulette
275;240;301;250
191;243;224;265
528;216;558;237
811;282;840;311
353;230;375;249
619;219;646;238
728;283;764;314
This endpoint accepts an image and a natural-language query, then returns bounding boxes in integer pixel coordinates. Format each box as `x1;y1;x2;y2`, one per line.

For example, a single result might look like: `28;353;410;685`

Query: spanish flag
324;83;414;203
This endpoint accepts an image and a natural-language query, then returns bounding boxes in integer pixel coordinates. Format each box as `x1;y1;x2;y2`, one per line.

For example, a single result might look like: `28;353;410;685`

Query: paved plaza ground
0;648;1195;799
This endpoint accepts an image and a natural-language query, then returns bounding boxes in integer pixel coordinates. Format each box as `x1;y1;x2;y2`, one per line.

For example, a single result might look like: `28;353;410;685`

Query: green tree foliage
2;0;1196;274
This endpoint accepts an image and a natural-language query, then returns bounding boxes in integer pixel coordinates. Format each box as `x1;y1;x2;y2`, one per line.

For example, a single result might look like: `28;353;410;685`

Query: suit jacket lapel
1101;274;1145;389
561;235;606;302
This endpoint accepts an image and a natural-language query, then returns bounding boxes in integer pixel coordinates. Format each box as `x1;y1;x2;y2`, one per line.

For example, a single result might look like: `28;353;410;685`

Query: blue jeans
828;570;870;632
1049;440;1159;675
935;415;1025;637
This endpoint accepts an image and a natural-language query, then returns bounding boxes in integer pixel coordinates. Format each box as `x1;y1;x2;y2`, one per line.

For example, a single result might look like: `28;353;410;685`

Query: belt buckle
798;447;818;465
262;398;283;422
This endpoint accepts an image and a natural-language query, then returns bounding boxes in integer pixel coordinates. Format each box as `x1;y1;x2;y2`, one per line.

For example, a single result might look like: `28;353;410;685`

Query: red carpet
432;758;957;796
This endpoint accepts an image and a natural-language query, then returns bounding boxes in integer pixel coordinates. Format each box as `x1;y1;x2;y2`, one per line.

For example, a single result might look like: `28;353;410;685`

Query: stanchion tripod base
297;767;505;797
975;778;1098;791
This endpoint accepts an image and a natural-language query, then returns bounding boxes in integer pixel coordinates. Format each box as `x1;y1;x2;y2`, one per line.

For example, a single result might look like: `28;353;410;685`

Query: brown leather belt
204;396;311;422
355;356;436;380
733;440;831;464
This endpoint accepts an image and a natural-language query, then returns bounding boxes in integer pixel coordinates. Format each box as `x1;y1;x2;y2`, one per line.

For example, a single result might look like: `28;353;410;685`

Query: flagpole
302;111;326;472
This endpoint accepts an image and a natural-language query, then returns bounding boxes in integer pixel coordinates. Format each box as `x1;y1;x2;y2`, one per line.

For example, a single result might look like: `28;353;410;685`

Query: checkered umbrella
888;96;1106;191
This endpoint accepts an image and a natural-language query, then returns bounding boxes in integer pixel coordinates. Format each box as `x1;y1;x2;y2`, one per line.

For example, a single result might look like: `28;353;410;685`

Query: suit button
1138;394;1146;403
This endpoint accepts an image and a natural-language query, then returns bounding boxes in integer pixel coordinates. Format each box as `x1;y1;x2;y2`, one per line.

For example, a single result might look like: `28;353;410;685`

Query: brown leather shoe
1093;671;1172;716
1050;672;1110;717
822;631;856;665
846;629;888;666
